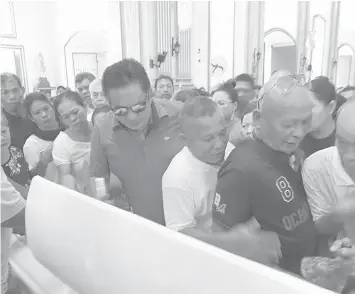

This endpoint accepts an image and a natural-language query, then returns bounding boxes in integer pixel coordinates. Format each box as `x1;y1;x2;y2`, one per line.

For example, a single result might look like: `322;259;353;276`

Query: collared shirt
162;143;235;232
90;99;183;225
302;146;355;240
213;136;317;274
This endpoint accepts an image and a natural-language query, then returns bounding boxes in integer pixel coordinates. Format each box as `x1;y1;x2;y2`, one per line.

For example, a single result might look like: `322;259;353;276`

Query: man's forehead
157;79;172;85
89;79;102;92
2;78;21;89
77;79;91;87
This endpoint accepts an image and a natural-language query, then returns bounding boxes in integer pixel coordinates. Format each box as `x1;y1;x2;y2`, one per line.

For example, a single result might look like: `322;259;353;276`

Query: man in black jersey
213;75;318;275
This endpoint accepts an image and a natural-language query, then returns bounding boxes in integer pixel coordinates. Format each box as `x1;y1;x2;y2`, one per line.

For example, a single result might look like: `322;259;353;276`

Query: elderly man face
255;75;313;154
180;98;229;165
89;79;109;109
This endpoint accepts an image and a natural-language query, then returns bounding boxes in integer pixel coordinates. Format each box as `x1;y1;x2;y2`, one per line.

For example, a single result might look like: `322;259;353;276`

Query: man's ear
328;100;337;116
252;109;261;127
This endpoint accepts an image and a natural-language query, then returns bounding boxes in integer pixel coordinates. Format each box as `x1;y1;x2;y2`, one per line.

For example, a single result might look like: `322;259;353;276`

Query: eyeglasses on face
257;75;310;109
111;93;149;117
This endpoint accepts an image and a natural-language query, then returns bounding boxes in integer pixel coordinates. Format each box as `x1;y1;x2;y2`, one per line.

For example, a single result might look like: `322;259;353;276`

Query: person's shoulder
227;139;258;162
53;131;70;147
153;98;183;117
219;139;256;176
303;146;336;172
163;147;191;182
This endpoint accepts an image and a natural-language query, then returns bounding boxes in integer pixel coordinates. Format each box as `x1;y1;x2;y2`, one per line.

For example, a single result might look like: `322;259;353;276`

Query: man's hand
225;218;282;266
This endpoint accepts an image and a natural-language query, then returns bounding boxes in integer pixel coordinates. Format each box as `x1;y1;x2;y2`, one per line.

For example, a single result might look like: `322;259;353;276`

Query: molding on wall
0;44;28;91
0;2;17;38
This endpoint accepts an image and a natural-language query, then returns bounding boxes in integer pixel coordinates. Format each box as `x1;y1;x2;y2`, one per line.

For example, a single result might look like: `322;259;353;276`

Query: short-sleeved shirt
52;132;91;194
3;109;36;150
90;99;184;225
299;131;335;159
1;144;31;190
302;146;355;241
163;143;235;232
1;167;26;293
212;136;317;274
23;134;54;171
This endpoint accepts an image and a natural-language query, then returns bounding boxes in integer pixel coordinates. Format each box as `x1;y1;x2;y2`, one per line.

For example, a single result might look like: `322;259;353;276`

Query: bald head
89;78;109;108
255;76;313;154
89;78;102;93
260;76;313;118
337;100;355;142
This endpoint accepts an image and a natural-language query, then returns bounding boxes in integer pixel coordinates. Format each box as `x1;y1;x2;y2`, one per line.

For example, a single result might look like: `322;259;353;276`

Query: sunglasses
111;93;149;117
257;75;309;109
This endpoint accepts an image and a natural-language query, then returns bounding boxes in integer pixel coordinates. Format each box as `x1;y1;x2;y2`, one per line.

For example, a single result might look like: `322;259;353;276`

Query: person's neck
38;120;60;131
70;121;91;138
309;118;335;139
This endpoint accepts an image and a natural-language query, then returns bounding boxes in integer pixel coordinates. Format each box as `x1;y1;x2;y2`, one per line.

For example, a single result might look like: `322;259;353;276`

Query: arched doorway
64;30;110;89
263;28;297;83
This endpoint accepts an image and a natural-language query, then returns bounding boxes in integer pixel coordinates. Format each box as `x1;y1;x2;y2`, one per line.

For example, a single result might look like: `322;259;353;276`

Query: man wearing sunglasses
90;59;183;225
213;75;318;275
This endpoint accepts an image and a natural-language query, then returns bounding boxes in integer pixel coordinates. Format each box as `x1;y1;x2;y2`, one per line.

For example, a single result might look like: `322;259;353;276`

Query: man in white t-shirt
162;97;281;264
163;97;234;233
1;113;26;294
302;100;355;253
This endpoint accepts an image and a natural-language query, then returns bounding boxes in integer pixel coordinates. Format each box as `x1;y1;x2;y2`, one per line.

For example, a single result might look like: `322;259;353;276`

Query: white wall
1;1;123;91
1;2;58;92
209;1;235;89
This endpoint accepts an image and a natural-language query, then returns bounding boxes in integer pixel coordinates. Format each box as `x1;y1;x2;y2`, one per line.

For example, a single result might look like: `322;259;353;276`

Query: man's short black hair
154;75;174;90
102;59;151;96
1;72;22;88
75;72;96;85
235;73;254;89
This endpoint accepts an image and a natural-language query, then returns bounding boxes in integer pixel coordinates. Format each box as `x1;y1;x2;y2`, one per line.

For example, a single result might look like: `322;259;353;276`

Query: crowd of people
1;58;355;293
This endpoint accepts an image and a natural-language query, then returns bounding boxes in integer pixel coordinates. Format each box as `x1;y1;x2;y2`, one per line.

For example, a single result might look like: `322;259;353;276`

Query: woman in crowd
23;93;64;178
212;83;245;145
52;90;92;195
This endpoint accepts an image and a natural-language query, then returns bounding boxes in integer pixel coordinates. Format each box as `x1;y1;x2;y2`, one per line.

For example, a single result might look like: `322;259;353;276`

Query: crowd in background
2;58;355;293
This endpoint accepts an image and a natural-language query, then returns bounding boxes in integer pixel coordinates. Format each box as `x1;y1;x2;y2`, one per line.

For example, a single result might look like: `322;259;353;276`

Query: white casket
25;177;335;294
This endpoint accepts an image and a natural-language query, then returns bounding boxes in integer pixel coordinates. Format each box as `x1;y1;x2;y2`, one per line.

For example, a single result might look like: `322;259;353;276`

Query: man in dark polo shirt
213;75;318;275
90;59;183;225
300;77;336;158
